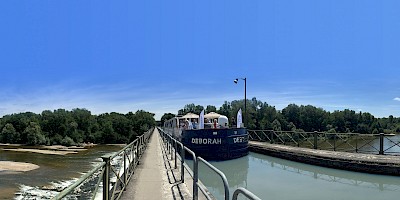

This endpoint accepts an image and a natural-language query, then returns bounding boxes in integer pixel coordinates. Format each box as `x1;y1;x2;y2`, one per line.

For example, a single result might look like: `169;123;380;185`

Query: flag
237;109;242;128
199;110;205;129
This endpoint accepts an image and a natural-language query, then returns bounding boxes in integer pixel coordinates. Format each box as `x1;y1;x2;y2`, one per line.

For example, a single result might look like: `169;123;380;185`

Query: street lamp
234;77;246;126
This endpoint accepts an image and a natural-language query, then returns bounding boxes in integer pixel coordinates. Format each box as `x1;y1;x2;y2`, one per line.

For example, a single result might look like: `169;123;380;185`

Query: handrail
52;128;154;200
232;187;262;200
184;146;199;200
55;162;105;198
248;130;400;155
198;157;230;200
157;127;261;200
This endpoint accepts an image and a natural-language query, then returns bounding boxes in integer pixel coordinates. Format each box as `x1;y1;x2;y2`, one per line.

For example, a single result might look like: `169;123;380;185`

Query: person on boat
213;119;218;129
188;119;193;130
231;117;236;128
191;119;197;129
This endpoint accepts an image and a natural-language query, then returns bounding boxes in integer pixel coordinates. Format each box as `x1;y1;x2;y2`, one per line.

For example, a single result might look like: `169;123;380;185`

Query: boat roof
181;113;199;119
177;112;227;120
204;112;222;119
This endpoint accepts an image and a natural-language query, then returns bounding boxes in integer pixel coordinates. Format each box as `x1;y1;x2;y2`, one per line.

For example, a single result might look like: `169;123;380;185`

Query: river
0;145;122;199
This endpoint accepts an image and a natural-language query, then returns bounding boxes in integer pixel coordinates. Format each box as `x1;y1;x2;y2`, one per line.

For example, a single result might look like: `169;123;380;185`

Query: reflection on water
197;156;249;196
0;145;122;199
198;152;400;200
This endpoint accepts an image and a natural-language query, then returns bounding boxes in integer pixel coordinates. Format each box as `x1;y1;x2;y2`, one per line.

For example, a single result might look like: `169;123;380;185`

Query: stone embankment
249;141;400;176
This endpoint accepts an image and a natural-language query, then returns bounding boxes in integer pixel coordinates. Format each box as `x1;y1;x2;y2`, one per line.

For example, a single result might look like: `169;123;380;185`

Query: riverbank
0;144;124;199
0;143;98;155
0;161;39;174
249;141;400;176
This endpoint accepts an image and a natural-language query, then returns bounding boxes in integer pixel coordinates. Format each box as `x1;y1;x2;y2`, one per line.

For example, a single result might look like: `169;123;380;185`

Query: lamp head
234;79;238;84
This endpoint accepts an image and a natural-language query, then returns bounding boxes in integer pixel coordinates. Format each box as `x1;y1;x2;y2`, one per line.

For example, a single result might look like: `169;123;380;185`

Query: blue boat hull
180;128;248;160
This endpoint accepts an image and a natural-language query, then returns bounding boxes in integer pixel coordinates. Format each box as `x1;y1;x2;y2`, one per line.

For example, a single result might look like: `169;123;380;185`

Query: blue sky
1;0;399;120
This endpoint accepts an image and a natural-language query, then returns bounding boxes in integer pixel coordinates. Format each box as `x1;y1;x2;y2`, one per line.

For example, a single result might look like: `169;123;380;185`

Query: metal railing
52;128;154;200
248;130;400;155
232;187;262;200
197;157;230;200
158;127;261;200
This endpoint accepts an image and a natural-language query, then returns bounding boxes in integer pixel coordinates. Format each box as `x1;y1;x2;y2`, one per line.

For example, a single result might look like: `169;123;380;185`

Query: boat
163;112;248;160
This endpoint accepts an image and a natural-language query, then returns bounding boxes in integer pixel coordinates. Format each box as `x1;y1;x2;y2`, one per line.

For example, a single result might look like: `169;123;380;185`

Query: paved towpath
121;128;203;200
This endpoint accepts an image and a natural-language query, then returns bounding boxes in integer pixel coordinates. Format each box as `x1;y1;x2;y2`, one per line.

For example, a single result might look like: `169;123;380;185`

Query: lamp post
234;77;246;127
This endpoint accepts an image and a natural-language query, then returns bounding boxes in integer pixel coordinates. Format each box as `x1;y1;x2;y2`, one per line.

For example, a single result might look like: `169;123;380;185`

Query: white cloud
394;97;400;102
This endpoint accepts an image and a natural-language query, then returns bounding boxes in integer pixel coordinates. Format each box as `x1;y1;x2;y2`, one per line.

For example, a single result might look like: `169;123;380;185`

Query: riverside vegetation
2;97;399;146
0;109;155;146
162;97;400;135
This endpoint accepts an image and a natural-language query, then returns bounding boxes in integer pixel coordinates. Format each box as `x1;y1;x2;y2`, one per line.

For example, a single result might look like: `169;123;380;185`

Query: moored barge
163;111;248;160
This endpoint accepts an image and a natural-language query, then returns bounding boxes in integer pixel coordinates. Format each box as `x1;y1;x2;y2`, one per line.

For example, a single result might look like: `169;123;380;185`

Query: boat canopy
204;112;221;119
181;113;199;119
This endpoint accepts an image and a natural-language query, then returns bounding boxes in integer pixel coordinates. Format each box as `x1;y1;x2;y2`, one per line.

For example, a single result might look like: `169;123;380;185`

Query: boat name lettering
191;138;222;145
233;136;247;143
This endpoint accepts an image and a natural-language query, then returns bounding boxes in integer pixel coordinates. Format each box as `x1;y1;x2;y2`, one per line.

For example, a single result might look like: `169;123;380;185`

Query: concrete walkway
121;128;195;200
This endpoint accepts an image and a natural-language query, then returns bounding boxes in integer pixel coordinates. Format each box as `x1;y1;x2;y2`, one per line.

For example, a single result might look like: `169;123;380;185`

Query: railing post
193;156;198;200
355;135;358;153
123;151;127;189
333;134;336;151
313;131;318;149
139;137;142;155
136;142;140;165
181;144;185;183
174;139;177;169
270;131;274;144
379;133;384;155
169;137;172;158
102;155;111;200
168;137;171;155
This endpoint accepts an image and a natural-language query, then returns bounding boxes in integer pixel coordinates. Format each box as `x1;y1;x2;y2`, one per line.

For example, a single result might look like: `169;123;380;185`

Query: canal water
198;152;400;200
0;145;122;199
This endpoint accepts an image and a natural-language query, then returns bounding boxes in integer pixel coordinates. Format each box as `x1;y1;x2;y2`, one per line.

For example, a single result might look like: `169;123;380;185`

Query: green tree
206;105;217;113
160;113;175;125
131;110;156;134
287;122;296;131
0;123;20;143
61;136;76;146
24;122;47;145
272;119;282;131
282;104;301;126
178;104;204;115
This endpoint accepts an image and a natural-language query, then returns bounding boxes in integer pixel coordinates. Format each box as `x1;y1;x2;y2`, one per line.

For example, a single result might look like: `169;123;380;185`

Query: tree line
162;98;400;134
0;108;156;146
